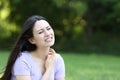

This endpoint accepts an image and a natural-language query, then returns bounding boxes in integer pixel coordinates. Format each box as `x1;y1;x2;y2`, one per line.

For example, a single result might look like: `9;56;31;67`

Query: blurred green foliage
0;0;120;54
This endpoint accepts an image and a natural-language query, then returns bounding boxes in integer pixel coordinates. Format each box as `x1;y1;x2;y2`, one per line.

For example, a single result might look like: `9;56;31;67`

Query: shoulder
14;51;32;67
55;53;64;61
12;51;32;75
55;53;65;65
16;51;31;62
54;53;65;78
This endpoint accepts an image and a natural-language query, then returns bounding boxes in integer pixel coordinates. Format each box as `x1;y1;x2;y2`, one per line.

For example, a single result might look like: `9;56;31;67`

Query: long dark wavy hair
0;15;46;80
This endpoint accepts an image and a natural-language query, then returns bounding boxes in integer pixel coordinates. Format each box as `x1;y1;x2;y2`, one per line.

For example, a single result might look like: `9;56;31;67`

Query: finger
49;48;56;55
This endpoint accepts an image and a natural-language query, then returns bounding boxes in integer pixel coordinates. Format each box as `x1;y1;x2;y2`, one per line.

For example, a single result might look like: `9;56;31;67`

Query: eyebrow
36;29;43;32
46;26;50;28
36;26;50;32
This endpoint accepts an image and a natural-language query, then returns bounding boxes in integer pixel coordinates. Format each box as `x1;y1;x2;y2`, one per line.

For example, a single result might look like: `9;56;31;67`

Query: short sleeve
12;56;31;75
55;54;65;79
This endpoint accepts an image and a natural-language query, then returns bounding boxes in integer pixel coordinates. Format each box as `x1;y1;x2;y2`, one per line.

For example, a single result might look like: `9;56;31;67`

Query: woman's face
30;20;55;48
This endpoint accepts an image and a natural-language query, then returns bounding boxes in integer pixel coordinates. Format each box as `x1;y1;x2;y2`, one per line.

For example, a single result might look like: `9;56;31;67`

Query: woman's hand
41;48;56;80
45;48;56;70
49;48;56;55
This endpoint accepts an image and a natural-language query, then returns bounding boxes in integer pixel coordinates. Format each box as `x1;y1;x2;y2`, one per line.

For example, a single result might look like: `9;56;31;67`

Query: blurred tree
0;0;18;39
7;0;86;48
0;0;120;52
83;0;120;43
0;0;19;50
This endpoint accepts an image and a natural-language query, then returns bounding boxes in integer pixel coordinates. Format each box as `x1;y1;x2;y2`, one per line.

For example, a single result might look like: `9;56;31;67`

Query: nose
45;30;50;37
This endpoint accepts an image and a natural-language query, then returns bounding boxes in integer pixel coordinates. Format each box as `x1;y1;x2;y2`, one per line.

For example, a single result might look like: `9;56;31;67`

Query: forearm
41;49;55;80
55;78;65;80
41;68;52;80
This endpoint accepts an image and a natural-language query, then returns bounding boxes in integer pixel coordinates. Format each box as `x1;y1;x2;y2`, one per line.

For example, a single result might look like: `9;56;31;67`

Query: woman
1;15;65;80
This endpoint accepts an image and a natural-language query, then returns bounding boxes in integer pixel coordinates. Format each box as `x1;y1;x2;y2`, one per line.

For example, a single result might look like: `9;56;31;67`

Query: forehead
33;20;50;30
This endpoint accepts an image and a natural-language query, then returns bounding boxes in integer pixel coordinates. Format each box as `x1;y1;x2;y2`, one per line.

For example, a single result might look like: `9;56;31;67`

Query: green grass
0;51;120;80
61;53;120;80
0;51;9;71
0;51;10;78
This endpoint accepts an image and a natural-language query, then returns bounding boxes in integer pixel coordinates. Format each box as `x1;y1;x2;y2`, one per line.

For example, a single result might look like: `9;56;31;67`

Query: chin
45;42;54;47
50;42;55;47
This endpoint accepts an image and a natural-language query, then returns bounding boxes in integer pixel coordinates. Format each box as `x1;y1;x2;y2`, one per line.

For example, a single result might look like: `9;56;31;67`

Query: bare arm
41;55;54;80
41;48;56;80
55;78;65;80
16;76;31;80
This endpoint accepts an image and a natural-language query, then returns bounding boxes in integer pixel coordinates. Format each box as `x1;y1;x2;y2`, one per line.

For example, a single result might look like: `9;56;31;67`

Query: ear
28;37;35;44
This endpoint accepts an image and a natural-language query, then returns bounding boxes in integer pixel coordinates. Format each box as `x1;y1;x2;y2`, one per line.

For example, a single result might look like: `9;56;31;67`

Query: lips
45;37;53;42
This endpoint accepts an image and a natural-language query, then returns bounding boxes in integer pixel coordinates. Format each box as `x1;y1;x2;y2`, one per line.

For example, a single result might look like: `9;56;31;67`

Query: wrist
46;67;53;72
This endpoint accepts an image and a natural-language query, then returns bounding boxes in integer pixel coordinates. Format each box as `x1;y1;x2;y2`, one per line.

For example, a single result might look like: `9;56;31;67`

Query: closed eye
38;30;44;34
46;26;52;30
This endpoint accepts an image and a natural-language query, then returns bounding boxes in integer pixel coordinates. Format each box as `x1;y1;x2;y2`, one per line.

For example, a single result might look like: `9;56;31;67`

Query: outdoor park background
0;0;120;80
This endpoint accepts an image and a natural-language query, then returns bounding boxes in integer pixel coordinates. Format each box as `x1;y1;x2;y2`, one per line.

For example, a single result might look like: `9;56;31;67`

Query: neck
31;47;50;60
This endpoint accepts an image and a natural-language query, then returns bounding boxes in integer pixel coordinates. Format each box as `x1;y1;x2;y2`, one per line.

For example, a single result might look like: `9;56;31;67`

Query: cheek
34;34;44;41
51;30;54;35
